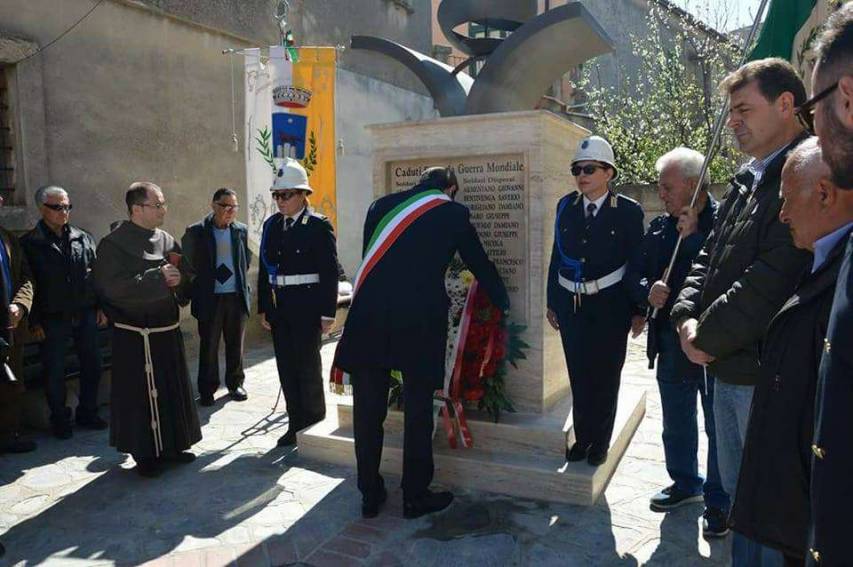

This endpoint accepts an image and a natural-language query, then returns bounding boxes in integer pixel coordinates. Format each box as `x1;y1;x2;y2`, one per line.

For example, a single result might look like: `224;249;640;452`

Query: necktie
585;203;597;231
285;217;294;231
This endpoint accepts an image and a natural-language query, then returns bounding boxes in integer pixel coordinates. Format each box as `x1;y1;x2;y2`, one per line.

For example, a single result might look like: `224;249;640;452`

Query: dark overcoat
808;233;853;566
731;235;845;559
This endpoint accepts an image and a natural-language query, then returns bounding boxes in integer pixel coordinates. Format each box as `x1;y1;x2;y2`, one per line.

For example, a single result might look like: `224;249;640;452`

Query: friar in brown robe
93;182;201;477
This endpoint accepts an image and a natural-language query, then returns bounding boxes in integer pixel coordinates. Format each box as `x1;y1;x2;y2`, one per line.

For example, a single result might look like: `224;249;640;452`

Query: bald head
780;137;853;250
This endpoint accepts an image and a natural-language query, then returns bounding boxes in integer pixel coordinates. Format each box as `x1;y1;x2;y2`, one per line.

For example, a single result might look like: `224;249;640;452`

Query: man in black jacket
334;167;509;520
732;138;853;565
626;148;727;537
670;58;812;567
805;5;853;564
21;185;106;439
182;188;252;406
258;159;339;448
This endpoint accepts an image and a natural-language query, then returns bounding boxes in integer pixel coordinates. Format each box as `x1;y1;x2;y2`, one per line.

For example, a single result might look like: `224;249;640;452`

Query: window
0;65;14;202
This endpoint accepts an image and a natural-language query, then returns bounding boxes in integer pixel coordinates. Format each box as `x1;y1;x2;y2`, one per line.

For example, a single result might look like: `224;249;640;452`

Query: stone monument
299;1;646;505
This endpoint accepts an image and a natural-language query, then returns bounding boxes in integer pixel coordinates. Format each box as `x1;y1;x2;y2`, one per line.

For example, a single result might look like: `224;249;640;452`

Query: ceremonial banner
244;46;338;249
751;0;844;79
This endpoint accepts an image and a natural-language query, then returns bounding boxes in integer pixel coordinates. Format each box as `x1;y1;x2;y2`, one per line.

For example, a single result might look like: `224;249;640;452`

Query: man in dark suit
258;159;339;447
805;5;853;564
182;188;252;406
334;167;509;520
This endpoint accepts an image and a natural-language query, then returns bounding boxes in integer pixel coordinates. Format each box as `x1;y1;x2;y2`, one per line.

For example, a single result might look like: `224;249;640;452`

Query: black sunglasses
214;202;240;211
43;203;72;212
571;164;607;177
272;191;301;201
795;81;839;133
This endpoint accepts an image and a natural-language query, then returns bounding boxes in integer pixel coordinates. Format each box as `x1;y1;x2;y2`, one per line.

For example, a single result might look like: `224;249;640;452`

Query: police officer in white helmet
546;135;645;466
258;158;340;447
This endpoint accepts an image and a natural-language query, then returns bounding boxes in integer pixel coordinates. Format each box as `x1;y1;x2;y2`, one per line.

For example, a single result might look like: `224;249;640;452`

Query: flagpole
650;0;772;320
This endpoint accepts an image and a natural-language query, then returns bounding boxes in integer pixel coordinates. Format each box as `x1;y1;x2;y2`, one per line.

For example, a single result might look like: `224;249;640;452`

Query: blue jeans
714;379;784;567
41;310;103;423
656;329;728;510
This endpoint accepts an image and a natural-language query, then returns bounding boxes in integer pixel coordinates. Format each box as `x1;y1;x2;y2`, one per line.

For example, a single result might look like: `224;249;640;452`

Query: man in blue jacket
626;148;726;537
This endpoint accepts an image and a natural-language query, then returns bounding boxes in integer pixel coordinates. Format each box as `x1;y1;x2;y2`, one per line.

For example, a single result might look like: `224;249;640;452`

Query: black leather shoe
135;458;162;478
163;451;196;464
565;443;589;462
76;414;108;430
199;394;215;407
0;437;37;454
52;420;73;440
587;449;608;467
228;387;248;402
362;485;388;519
403;490;454;519
277;430;297;447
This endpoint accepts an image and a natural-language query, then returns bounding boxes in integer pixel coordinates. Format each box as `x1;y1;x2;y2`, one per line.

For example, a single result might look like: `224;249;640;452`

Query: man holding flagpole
334;166;509;520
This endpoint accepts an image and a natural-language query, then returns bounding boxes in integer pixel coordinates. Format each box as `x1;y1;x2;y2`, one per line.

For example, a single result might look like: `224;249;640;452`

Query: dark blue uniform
547;191;644;457
258;208;339;434
808;234;853;566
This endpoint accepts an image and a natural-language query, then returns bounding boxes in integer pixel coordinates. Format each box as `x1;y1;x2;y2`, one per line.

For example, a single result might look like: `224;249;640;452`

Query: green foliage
581;4;743;185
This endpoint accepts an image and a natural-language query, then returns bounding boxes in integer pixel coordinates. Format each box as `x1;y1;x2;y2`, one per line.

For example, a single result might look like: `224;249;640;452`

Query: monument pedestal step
298;389;645;505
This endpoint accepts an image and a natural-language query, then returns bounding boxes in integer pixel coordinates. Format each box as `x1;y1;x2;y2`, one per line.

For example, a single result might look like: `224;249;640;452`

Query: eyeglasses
571;164;607;177
140;202;167;210
272;191;300;201
43;203;72;212
214;202;240;212
795;81;839;134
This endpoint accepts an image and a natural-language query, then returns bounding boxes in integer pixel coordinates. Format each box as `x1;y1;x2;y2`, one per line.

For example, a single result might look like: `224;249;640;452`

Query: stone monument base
298;389;645;506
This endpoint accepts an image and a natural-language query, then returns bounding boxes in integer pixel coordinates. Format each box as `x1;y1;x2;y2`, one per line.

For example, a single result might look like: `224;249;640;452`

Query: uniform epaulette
614;192;642;209
309;210;327;220
562;191;581;207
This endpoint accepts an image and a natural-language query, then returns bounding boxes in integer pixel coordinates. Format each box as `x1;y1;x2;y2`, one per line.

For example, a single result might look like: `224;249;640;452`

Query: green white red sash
352;189;450;294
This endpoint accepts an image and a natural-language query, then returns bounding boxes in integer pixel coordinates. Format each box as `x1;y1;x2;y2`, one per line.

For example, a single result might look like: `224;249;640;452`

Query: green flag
751;0;846;80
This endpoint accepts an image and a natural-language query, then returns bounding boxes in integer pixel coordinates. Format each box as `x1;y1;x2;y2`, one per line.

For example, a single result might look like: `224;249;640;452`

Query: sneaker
649;484;704;511
702;507;730;538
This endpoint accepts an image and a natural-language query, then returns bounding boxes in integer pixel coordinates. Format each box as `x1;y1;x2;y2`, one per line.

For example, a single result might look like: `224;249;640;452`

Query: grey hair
783;137;828;188
34;185;68;207
655;147;708;184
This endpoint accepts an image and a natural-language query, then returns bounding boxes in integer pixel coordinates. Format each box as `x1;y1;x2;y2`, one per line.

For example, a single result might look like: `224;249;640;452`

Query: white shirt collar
582;193;608;217
285;207;306;223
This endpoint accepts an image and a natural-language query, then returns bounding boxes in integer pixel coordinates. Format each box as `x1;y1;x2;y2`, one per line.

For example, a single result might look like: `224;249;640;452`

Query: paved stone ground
0;334;730;566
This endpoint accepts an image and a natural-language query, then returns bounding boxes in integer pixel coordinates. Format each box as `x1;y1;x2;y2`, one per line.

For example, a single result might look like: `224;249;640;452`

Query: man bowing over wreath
334;166;509;520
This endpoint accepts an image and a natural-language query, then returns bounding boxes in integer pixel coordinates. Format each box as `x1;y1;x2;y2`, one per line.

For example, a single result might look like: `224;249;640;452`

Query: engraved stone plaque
387;154;529;323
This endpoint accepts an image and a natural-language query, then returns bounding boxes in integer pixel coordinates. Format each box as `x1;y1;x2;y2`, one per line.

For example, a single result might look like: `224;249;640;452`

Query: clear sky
670;0;766;32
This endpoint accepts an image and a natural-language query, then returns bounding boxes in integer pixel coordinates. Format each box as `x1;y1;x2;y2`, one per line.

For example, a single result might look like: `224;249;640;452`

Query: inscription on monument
387;154;529;322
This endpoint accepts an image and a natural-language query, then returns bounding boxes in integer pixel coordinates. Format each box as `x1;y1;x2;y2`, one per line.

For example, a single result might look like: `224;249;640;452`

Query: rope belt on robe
114;321;182;458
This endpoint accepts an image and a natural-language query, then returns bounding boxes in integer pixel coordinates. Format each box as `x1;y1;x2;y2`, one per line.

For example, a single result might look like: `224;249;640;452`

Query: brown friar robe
93;221;201;458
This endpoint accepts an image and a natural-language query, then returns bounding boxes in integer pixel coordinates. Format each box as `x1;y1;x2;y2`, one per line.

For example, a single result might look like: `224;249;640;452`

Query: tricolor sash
352;189;450;294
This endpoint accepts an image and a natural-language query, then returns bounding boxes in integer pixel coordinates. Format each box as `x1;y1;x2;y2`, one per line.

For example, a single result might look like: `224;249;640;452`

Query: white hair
655;147;708;187
34;185;68;207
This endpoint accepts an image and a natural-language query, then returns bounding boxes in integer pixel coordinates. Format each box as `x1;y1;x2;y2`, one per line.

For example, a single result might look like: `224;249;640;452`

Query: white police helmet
572;135;618;179
271;158;313;194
